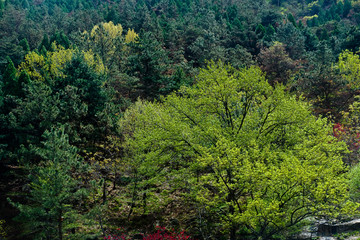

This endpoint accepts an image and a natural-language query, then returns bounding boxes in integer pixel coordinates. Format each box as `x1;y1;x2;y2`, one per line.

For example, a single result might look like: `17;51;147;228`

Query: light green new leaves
337;50;360;89
120;61;357;239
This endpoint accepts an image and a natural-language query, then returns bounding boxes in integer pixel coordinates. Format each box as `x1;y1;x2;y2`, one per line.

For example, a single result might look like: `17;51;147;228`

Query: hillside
2;0;360;239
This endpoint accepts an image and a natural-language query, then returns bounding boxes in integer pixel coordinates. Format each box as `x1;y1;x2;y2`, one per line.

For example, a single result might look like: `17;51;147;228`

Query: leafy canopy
120;61;357;239
18;44;105;82
337;50;360;90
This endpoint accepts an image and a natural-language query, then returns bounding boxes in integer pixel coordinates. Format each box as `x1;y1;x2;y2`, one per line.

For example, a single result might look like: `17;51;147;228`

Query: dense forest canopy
2;0;360;239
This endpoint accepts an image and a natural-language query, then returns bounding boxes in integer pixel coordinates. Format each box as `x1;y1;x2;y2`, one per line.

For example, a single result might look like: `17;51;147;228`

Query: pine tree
336;1;344;16
38;34;50;52
19;38;30;52
21;0;29;9
0;0;4;11
343;0;351;17
126;32;172;99
9;127;89;240
2;57;18;96
287;13;297;27
50;31;70;49
16;70;30;97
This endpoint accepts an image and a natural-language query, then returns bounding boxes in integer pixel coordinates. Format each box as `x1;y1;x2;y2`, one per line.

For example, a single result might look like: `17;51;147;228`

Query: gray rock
318;219;360;235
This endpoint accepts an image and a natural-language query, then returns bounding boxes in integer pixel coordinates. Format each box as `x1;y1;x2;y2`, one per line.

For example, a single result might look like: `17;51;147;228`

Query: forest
2;0;360;239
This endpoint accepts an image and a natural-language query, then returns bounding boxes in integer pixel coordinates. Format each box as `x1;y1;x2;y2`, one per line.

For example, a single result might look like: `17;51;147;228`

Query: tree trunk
102;178;107;204
58;211;63;240
229;205;237;240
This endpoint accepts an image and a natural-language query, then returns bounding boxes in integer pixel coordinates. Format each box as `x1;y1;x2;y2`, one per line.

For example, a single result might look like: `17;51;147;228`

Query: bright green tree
83;21;137;72
9;127;89;240
337;50;360;90
120;61;358;239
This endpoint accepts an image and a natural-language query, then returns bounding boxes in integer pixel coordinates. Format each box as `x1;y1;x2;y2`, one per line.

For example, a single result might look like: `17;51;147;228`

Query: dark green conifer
19;38;30;52
9;127;89;240
2;57;18;96
39;34;50;51
16;70;30;97
343;0;351;17
287;13;297;27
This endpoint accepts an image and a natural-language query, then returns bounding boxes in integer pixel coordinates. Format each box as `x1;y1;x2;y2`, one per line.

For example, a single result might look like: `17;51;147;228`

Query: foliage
2;56;20;96
337;50;360;90
83;21;137;71
18;51;47;81
257;41;299;85
105;226;193;240
349;163;360;201
18;45;105;81
0;5;27;65
334;96;360;165
0;219;6;239
8;127;89;240
120;61;357;239
276;22;306;59
293;43;350;119
125;28;139;44
3;0;360;238
1;51;116;163
126;32;178;98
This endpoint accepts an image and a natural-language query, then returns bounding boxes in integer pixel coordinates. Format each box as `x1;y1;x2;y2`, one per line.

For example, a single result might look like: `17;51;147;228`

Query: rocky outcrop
318;219;360;235
295;219;360;239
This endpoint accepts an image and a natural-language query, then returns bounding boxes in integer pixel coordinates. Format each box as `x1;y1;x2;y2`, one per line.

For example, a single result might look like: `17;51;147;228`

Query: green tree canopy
120;61;357;239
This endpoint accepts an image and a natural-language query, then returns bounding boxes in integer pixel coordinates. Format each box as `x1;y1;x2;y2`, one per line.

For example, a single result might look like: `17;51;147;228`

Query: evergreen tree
127;32;173;99
21;0;29;9
260;9;281;29
50;31;70;49
9;127;89;240
336;1;344;16
276;23;306;59
287;13;297;27
4;81;59;157
56;53;116;144
16;70;30;97
2;56;18;96
38;34;50;52
343;27;360;52
343;0;351;17
303;27;319;51
19;38;30;52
